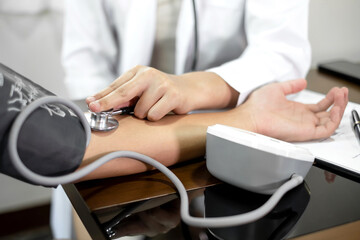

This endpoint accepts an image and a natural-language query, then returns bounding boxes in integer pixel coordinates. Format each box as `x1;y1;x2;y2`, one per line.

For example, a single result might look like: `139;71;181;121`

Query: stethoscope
84;106;134;132
86;0;199;132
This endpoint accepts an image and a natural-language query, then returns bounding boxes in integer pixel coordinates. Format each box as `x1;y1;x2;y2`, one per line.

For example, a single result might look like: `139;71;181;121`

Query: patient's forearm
80;109;252;181
78;79;348;181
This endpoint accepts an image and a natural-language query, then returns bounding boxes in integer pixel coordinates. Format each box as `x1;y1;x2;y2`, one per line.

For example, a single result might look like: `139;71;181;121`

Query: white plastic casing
206;124;314;194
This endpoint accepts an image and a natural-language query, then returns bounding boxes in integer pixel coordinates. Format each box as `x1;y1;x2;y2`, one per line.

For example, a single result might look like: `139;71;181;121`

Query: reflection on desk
205;182;310;240
103;181;310;239
72;166;360;240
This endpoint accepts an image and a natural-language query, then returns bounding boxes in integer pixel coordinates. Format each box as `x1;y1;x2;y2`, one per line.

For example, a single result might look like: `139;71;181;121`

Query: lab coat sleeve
207;0;311;104
62;0;119;100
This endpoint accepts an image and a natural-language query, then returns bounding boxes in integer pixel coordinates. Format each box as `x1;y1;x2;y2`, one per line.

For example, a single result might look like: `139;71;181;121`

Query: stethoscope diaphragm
85;106;134;132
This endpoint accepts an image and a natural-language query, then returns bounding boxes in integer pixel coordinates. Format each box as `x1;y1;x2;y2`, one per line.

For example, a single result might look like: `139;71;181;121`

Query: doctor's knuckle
143;67;157;76
133;65;144;71
157;81;170;92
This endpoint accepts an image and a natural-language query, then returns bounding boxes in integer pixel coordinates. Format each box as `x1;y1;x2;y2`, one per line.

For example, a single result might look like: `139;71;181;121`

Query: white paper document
292;90;360;175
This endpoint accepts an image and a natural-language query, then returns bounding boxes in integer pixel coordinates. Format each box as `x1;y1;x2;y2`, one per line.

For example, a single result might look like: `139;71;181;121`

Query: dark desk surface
63;69;360;240
73;158;220;215
307;70;360;103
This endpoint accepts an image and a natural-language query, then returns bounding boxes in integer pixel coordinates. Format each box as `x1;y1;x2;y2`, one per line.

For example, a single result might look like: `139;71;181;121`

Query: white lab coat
62;0;311;104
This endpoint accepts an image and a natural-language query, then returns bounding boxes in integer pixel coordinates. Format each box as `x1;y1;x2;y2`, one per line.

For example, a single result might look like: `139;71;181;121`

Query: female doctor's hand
238;78;348;142
86;65;238;121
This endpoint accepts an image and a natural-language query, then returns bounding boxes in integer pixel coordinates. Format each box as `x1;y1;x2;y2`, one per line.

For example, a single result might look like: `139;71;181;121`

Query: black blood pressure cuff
0;63;87;186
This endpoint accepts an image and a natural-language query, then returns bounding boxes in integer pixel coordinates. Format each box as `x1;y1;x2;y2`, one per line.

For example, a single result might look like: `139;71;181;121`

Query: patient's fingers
317;116;331;127
308;87;348;113
315;111;330;119
332;87;348;122
312;88;348;139
313;117;338;139
307;87;338;113
324;171;336;183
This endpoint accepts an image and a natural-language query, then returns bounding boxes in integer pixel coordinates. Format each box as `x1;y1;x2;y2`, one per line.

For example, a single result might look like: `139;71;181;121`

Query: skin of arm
81;79;348;181
81;106;246;181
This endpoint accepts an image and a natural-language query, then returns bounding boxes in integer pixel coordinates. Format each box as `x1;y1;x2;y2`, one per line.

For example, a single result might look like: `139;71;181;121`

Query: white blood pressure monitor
206;124;314;194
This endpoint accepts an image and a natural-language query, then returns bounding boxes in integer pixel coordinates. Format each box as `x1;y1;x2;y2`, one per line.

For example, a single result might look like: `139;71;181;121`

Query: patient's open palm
243;79;348;142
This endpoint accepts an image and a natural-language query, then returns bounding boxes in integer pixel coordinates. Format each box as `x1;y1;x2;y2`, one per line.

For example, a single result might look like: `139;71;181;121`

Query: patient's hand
241;78;348;142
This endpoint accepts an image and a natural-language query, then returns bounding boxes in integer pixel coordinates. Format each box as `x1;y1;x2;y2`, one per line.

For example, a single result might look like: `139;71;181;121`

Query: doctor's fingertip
89;101;101;112
86;96;96;104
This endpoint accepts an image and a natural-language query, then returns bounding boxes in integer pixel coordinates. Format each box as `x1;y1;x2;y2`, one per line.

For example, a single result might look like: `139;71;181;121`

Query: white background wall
309;0;360;67
0;0;359;214
0;1;65;214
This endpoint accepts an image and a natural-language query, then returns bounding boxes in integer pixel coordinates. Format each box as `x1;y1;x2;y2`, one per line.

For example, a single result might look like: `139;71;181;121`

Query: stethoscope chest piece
84;106;134;132
85;111;119;132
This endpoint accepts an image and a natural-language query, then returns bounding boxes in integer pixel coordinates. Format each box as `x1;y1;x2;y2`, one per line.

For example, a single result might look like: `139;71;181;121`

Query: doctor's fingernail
86;96;96;103
89;101;101;112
